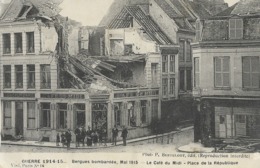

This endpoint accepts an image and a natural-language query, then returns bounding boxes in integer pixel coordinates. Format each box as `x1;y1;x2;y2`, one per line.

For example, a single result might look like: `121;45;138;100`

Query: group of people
112;125;128;146
56;125;128;150
74;126;104;147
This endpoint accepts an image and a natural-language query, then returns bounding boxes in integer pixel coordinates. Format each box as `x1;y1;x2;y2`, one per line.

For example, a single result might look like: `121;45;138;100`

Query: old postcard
0;0;260;168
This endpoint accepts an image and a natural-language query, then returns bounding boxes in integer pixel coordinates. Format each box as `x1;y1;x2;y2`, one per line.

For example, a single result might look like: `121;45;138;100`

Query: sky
60;0;240;26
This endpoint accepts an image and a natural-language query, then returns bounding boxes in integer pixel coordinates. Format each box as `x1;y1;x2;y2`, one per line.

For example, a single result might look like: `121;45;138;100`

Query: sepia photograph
0;0;259;167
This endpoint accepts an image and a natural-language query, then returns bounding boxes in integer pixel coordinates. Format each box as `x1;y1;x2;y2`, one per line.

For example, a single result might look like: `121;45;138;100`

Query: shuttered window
229;18;243;39
162;78;168;96
27;102;35;128
196;21;201;41
186;41;191;62
179;40;185;61
214;57;230;88
242;57;260;89
3;101;11;128
194;58;200;87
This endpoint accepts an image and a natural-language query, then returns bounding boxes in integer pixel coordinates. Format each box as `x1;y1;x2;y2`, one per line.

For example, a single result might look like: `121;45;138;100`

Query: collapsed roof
108;5;173;45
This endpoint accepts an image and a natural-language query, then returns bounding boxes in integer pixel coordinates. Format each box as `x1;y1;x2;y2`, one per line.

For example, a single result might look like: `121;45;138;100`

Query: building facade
192;0;260;143
1;0;162;142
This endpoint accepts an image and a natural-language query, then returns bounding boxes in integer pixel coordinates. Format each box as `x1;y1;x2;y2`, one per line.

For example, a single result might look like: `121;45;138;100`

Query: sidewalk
1;126;193;150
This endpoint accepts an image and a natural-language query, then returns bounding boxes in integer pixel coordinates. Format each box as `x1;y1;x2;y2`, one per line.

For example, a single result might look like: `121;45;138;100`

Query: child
56;133;60;146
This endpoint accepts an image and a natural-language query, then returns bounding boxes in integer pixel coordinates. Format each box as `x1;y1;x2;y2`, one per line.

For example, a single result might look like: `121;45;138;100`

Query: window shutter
251;57;259;88
236;19;243;39
179;40;185;61
186;41;191;61
229;19;236;39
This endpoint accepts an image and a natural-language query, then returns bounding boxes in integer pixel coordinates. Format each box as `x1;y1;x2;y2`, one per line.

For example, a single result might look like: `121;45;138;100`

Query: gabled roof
215;0;260;17
215;3;238;17
168;0;196;20
108;5;173;45
185;0;212;19
231;0;260;15
154;0;183;18
0;0;63;22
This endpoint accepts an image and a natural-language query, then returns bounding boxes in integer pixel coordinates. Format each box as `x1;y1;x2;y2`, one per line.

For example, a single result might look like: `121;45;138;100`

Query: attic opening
18;5;31;18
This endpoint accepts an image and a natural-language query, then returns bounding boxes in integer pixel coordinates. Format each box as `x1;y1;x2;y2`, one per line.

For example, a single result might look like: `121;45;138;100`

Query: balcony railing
113;87;159;99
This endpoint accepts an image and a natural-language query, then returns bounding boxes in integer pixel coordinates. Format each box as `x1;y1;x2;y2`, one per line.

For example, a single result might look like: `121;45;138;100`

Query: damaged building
99;0;221;124
0;0;164;142
192;0;260;144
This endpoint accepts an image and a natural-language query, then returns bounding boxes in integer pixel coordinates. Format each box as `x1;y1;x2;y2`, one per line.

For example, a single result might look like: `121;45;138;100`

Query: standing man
81;126;87;147
65;129;72;150
112;125;119;146
74;126;81;147
121;126;128;146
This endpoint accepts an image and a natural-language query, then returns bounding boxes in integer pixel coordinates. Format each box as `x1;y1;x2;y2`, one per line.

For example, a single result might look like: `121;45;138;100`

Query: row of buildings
3;0;258;144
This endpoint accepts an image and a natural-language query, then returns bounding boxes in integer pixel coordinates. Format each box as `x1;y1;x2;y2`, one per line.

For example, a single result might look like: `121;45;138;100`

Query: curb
1;126;194;149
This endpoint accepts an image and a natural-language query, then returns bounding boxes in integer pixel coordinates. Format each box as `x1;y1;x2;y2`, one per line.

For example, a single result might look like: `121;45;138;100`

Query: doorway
15;102;23;136
74;104;86;128
92;103;107;132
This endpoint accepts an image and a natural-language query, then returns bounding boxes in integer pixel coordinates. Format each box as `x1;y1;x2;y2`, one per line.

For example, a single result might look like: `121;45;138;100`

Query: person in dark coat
86;127;92;146
112;125;119;146
56;133;60;146
74;126;81;147
65;129;72;150
121;126;128;146
92;130;98;146
98;129;103;146
61;132;66;147
81;126;87;147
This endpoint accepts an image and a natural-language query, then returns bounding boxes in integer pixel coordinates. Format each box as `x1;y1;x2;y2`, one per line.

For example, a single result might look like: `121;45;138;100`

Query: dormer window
229;18;243;39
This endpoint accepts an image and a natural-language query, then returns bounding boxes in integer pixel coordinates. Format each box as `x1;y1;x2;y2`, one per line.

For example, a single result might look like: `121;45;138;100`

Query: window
162;78;168;96
194;58;200;87
196;21;201;41
140;100;147;124
57;103;67;129
162;55;168;73
214;57;230;88
151;100;158;120
3;101;11;128
74;104;85;128
186;41;191;62
179;40;185;61
40;64;51;89
235;115;246;123
26;32;34;53
3;65;11;88
180;70;185;91
14;33;23;53
3;33;11;54
27;65;35;89
15;65;23;88
242;57;260;89
114;103;122;127
169;78;175;95
151;63;158;87
170;55;175;72
27;102;35;128
219;115;225;124
41;103;51;128
229;18;243;39
127;102;136;127
187;69;192;91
